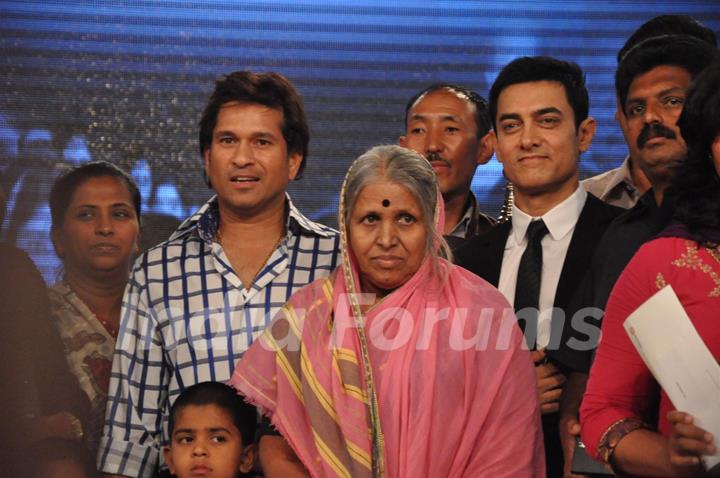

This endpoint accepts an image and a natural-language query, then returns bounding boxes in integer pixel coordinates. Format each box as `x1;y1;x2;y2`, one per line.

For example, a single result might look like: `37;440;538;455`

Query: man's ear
203;148;210;172
398;135;408;147
577;117;597;153
239;443;257;474
476;131;494;165
288;152;303;181
203;148;213;188
614;96;624;122
163;446;176;475
489;130;502;163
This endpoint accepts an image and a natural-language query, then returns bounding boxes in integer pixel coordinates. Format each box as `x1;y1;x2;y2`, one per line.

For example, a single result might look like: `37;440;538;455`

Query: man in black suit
454;56;622;478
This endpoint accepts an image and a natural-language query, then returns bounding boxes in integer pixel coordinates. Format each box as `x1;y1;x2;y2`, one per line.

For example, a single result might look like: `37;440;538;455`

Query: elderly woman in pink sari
231;145;545;478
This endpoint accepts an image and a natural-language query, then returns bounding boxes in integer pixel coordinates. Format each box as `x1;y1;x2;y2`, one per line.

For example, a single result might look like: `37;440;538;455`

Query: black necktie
514;219;549;347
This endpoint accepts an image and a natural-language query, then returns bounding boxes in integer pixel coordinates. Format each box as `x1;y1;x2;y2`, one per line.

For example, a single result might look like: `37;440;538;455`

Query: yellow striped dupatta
231;269;377;478
231;156;395;478
231;167;547;476
232;142;548;476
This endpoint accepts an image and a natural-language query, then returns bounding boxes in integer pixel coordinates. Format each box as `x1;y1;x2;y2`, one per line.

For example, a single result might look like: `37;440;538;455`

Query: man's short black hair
198;71;310;178
168;381;257;447
489;56;589;130
615;34;719;116
617;14;717;63
404;83;492;138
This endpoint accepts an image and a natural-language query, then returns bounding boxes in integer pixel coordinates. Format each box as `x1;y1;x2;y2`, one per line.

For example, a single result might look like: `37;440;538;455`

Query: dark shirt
0;243;89;474
0;243;89;418
444;192;495;251
551;190;676;373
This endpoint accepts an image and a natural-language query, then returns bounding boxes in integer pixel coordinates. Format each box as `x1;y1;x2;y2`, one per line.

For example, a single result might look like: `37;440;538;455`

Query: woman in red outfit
581;60;720;477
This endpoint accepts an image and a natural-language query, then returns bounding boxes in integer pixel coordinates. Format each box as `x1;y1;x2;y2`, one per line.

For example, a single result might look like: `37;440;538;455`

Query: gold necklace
216;228;284;288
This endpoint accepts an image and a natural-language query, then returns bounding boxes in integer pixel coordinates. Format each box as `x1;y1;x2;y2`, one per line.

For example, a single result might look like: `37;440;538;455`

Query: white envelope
624;285;720;470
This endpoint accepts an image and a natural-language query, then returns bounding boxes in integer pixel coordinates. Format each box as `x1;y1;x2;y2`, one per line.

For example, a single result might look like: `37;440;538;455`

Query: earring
497;181;514;224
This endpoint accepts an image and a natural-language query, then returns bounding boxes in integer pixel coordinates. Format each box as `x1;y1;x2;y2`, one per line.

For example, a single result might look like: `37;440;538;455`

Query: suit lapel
477;221;510;287
553;194;613;311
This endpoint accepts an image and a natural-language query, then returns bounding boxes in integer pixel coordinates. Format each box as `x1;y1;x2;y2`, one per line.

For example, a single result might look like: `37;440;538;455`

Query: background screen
1;0;718;281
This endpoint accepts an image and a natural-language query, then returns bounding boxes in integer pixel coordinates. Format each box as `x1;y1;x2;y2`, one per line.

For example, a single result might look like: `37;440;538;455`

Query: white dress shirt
497;185;587;349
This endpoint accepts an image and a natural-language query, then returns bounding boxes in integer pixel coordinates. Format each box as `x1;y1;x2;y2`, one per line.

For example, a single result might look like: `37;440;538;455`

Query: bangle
598;417;648;464
62;412;84;441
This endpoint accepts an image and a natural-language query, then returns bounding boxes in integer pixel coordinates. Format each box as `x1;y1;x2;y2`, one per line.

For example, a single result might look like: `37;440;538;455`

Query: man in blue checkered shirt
99;71;340;477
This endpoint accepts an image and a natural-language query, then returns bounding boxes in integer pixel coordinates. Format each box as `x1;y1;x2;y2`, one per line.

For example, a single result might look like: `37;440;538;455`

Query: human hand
260;435;311;478
26;411;84;443
559;416;589;478
532;349;566;415
668;411;715;473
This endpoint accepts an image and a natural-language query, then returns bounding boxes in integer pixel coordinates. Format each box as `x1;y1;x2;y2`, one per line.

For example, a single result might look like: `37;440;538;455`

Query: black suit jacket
453;193;622;478
455;193;622;318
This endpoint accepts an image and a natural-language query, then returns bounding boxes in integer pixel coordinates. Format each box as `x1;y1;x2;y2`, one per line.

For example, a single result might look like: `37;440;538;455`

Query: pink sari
232;183;544;478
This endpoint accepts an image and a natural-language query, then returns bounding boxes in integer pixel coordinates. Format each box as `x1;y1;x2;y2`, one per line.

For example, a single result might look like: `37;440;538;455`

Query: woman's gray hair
341;144;452;263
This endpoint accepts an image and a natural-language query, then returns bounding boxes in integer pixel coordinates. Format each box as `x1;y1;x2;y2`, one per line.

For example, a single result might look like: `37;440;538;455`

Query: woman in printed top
48;161;141;454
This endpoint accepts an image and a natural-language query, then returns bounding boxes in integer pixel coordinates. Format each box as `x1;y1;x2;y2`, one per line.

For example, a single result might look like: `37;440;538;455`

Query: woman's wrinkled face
52;176;140;277
349;180;428;297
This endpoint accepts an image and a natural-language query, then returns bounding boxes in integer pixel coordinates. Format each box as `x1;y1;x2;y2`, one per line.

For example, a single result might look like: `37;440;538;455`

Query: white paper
624;285;720;470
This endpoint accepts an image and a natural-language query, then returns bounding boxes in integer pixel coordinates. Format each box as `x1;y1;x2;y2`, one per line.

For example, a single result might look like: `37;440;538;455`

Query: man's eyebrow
213;129;278;138
658;86;686;97
439;114;460;122
532;107;562;117
172;428;194;436
498;113;522;123
213;129;236;137
408;113;428;122
624;97;644;111
409;113;460;122
252;131;278;138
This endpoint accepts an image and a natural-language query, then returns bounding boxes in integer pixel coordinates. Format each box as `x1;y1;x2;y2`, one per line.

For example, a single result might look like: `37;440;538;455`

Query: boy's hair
615;34;719;115
168;381;257;446
404;83;492;138
489;56;589;130
198;70;309;178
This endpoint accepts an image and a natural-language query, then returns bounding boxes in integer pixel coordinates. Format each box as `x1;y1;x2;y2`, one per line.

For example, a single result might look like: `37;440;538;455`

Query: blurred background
1;0;718;282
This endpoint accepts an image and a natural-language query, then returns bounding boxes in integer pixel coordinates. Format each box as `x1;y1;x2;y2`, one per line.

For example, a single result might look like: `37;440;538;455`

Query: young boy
163;382;257;478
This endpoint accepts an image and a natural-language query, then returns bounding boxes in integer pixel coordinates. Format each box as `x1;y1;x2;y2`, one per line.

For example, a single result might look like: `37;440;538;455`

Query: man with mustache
550;26;718;478
454;56;623;478
399;84;495;249
581;14;717;210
